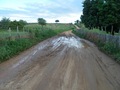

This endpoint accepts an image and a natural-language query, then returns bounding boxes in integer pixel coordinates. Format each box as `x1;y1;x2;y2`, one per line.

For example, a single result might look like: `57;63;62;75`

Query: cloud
0;0;83;23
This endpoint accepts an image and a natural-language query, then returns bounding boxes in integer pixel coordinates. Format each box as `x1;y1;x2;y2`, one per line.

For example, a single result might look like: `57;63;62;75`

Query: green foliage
81;0;120;35
88;28;107;34
10;20;27;30
74;20;80;26
0;17;27;31
102;42;119;54
55;20;59;23
0;17;10;30
0;23;74;63
0;39;35;62
101;42;120;62
0;31;29;39
24;23;74;31
38;18;46;28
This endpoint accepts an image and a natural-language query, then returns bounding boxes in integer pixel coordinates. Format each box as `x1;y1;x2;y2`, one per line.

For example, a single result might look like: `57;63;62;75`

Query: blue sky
0;0;84;23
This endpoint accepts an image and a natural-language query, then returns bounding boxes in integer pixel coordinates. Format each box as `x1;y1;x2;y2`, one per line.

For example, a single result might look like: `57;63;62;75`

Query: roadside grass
101;42;120;62
89;28;120;36
24;23;73;31
0;31;29;39
90;28;107;34
0;23;75;63
0;39;35;62
73;29;120;63
80;27;108;35
77;24;120;36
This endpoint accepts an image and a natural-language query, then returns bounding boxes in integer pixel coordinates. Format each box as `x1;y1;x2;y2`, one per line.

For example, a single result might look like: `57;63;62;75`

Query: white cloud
8;14;35;22
0;0;83;23
0;7;29;12
59;13;82;23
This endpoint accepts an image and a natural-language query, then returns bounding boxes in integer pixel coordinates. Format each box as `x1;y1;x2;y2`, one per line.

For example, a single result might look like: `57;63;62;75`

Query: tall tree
81;0;92;28
9;20;19;30
0;17;10;30
18;20;27;30
55;20;59;23
38;18;46;29
9;20;27;30
81;0;120;35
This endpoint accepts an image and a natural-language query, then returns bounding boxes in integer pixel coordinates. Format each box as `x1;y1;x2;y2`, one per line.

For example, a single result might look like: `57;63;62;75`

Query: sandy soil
0;31;120;90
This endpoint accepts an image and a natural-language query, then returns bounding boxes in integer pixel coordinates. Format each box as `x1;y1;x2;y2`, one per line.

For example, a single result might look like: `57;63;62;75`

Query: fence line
0;32;30;41
76;29;120;48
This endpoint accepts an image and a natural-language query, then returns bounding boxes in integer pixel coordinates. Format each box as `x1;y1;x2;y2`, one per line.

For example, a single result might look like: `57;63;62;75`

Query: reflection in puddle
52;36;84;48
12;56;29;68
32;50;37;55
12;44;47;69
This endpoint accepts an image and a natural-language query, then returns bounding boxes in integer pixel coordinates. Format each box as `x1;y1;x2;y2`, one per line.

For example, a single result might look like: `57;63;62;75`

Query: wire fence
0;31;30;41
76;29;120;48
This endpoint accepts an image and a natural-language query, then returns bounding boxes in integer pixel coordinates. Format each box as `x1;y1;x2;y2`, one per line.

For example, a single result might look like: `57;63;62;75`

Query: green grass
0;23;75;63
0;39;35;62
90;28;107;34
80;27;108;35
0;31;29;39
77;24;120;36
24;23;74;31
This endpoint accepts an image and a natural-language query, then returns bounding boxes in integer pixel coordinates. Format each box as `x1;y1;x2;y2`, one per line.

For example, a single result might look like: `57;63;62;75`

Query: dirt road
0;31;120;90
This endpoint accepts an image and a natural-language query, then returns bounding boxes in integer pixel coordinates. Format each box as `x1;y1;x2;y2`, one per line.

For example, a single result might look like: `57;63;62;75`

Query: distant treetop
55;20;59;23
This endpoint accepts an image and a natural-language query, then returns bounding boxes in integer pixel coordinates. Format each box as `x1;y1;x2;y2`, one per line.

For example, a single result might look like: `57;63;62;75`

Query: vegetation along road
0;31;120;90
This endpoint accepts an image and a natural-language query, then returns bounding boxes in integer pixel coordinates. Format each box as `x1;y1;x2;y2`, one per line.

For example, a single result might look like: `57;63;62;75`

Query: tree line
0;17;61;31
81;0;120;35
0;17;27;30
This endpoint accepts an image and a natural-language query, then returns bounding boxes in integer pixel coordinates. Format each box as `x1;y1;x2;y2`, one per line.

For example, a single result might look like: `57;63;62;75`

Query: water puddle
32;50;37;55
11;36;83;69
38;44;47;50
52;36;84;48
12;56;29;68
12;44;47;69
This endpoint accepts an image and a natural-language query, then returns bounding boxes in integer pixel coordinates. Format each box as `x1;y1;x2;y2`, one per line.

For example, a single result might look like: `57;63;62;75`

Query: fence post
8;27;11;35
17;26;20;39
8;27;11;41
23;27;25;32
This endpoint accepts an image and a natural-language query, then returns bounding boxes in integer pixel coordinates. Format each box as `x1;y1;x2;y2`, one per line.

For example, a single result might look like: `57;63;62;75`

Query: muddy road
0;31;120;90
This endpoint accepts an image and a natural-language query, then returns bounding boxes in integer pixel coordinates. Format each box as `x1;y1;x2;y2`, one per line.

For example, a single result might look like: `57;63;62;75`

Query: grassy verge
79;27;108;35
0;31;29;39
0;24;75;63
73;29;120;63
76;24;120;36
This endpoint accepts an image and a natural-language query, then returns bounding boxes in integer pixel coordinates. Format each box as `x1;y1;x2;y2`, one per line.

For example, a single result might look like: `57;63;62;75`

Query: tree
81;0;120;35
0;18;27;31
75;20;79;24
55;20;59;23
74;20;80;25
18;20;27;30
38;18;46;29
9;20;19;30
0;17;10;30
81;0;92;28
9;20;27;30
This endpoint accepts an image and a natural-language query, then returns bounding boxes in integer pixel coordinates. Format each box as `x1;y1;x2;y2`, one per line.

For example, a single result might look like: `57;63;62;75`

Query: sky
0;0;84;23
